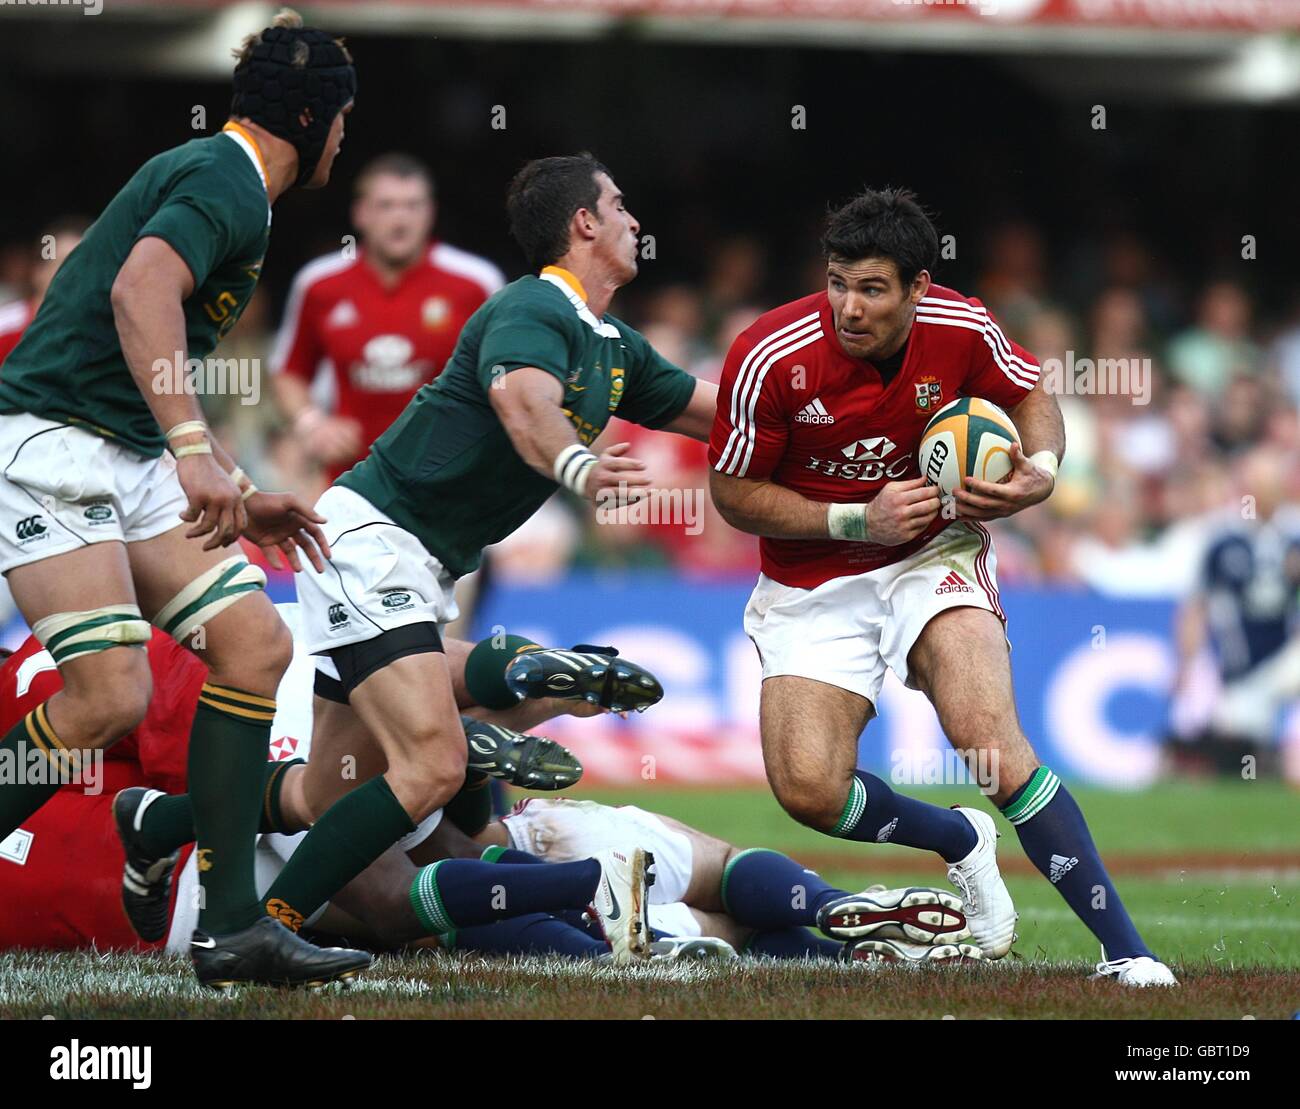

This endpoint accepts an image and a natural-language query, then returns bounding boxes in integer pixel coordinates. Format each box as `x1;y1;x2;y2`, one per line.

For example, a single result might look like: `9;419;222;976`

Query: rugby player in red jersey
271;153;504;482
709;188;1175;986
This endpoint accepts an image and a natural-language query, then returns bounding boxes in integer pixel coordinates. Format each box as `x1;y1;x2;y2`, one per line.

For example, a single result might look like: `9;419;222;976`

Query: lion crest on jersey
915;377;942;411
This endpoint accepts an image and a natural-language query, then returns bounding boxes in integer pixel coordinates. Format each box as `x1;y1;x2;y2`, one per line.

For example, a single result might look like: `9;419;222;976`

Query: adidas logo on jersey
1049;853;1079;883
795;398;834;424
936;571;975;595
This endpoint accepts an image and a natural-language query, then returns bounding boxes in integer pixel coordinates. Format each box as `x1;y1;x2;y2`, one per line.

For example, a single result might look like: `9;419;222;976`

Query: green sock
0;706;73;837
189;682;278;935
444;770;494;837
138;757;305;857
464;634;543;709
263;774;415;931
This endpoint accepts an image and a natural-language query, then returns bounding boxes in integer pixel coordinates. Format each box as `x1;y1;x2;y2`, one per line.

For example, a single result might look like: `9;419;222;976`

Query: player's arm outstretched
112;236;330;570
489;366;653;505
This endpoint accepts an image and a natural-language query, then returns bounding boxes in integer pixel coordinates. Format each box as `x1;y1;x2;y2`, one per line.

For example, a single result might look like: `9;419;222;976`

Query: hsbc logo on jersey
805;436;909;482
841;436;895;461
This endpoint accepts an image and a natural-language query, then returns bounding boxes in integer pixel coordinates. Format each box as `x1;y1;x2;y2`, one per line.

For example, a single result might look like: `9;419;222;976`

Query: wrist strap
827;502;870;542
554;443;598;497
240;483;259;502
172;442;213;459
1029;450;1060;481
165;420;208;442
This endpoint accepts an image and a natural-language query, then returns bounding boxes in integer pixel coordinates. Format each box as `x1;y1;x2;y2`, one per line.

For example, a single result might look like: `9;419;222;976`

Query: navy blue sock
450;912;605;958
832;770;977;863
1002;768;1153;961
409;858;600;933
747;927;843;960
720;848;843;928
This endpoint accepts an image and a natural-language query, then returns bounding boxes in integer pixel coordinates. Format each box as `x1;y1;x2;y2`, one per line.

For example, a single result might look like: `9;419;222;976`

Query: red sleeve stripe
716;312;822;477
917;300;1039;389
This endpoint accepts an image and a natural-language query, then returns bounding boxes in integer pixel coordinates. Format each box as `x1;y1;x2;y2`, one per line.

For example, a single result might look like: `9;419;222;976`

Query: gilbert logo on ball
917;396;1020;497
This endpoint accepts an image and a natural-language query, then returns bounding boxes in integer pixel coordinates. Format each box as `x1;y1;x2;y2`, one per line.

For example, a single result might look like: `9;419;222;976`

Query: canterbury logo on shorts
15;516;47;542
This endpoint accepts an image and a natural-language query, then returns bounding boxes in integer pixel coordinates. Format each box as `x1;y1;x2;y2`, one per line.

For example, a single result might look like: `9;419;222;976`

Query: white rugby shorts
296;485;459;670
0;413;188;573
502;797;695;905
744;521;1005;706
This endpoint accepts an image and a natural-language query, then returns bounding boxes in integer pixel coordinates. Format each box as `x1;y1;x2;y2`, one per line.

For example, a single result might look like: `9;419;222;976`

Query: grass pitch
1;779;1297;1019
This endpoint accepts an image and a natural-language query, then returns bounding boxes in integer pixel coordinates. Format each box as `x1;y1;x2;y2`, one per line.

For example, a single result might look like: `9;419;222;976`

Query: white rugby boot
588;848;653;963
946;806;1017;959
1091;955;1179;987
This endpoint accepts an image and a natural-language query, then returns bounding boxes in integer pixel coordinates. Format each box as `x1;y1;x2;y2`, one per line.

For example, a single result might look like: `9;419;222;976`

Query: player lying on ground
0;602;661;959
259;153;719;959
0;9;377;988
708;188;1176;986
418;797;981;965
120;605;970;963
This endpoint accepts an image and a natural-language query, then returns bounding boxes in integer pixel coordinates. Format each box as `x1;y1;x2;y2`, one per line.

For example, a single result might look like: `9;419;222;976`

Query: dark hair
506;153;609;271
822;187;939;287
354;152;435;199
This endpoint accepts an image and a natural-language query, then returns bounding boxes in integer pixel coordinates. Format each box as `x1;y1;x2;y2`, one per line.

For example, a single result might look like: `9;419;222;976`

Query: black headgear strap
230;26;355;189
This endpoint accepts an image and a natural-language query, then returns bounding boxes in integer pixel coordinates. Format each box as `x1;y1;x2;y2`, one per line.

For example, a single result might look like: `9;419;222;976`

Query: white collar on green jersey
220;123;273;228
539;267;620;339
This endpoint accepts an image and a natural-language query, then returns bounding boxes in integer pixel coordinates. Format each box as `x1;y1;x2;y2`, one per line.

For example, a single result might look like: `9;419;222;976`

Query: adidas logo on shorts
795;398;834;424
935;571;974;595
1049;853;1079;883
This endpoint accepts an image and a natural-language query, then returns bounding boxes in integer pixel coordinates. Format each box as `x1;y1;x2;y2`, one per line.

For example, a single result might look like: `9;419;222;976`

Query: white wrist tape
554;443;599;497
1029;450;1060;481
827;502;870;542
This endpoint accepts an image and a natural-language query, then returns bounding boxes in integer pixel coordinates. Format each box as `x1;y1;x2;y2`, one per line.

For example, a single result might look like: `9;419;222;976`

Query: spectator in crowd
1169;448;1300;775
1167;280;1262;396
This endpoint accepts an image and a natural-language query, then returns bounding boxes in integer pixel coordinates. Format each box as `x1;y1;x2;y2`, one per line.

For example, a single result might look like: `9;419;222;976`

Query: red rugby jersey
271;242;504;480
0;631;204;795
0;298;34;366
708;285;1040;587
0;633;204;949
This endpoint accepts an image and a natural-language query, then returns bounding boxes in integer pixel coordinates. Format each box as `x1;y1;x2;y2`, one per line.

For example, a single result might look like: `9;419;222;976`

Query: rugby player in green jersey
0;10;372;987
252;154;718;957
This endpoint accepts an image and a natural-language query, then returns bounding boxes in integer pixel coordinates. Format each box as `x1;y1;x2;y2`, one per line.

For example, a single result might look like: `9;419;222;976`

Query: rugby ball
917;396;1019;497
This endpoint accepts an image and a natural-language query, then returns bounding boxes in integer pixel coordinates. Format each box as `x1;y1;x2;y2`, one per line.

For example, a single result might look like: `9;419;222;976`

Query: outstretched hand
241;491;332;573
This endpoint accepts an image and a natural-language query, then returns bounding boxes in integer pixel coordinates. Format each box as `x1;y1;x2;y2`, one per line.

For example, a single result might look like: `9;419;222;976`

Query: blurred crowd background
7;203;1296;598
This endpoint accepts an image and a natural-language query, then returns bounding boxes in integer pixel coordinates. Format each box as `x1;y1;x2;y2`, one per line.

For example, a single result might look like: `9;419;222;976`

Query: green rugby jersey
0;124;271;457
338;265;698;578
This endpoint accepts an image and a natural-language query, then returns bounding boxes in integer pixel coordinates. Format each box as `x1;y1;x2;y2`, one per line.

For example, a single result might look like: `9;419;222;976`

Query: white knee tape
32;604;152;664
153;556;267;642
